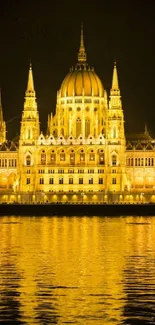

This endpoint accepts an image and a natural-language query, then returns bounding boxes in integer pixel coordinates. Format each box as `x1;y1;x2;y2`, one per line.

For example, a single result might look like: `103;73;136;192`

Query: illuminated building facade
0;27;155;203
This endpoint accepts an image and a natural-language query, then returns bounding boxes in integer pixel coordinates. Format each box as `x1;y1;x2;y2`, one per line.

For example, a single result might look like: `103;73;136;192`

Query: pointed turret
26;62;35;97
24;62;37;111
20;62;40;143
109;62;121;108
112;62;119;90
77;22;87;63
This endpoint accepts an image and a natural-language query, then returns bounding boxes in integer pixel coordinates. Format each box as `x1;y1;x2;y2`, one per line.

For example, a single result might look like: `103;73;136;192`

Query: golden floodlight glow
0;26;154;204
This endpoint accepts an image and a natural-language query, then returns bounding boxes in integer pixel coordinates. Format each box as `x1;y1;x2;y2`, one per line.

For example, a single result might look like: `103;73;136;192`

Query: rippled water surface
0;216;155;324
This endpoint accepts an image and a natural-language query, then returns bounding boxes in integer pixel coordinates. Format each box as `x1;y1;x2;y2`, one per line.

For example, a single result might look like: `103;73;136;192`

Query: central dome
60;65;104;97
59;25;104;98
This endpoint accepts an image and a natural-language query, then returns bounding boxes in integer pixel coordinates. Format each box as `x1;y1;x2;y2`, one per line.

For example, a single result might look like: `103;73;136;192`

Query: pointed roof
77;22;87;63
26;61;35;96
112;62;119;90
144;123;148;134
0;89;4;122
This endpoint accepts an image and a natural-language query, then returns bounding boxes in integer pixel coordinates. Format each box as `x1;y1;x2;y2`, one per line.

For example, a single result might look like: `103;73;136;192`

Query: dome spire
77;22;87;63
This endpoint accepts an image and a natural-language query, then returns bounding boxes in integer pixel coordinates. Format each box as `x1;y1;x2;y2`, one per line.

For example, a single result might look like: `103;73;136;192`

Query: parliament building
0;27;155;204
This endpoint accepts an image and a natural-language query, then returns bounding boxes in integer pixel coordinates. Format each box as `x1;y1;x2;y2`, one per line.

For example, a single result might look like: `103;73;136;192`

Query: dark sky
0;0;155;139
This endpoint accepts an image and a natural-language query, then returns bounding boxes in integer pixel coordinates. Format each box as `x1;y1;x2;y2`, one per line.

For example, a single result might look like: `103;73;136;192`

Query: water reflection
0;216;155;324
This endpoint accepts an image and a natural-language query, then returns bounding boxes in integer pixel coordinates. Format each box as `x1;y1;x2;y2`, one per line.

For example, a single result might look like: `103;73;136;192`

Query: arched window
41;151;46;165
112;127;117;138
51;152;56;162
28;129;31;139
76;118;81;138
70;152;75;163
112;154;117;166
89;152;95;161
26;155;31;166
99;152;105;165
60;151;65;161
80;151;85;162
85;119;90;137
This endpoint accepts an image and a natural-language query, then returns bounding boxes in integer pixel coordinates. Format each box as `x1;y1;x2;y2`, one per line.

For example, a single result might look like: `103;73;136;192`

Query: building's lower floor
1;190;155;204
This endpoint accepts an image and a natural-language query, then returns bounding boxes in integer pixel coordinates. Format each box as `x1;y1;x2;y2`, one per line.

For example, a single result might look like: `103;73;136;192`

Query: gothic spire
112;62;119;90
77;22;87;63
26;61;35;96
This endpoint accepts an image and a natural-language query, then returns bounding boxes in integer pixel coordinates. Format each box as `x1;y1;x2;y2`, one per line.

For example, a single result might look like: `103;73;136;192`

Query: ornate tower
19;63;40;144
106;62;127;193
0;90;6;143
18;63;40;195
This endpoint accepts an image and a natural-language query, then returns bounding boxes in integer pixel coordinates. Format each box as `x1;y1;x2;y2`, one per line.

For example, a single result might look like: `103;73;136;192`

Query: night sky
0;0;155;139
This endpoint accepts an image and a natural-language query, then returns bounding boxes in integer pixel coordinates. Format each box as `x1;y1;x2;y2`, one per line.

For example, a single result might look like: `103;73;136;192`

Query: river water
0;215;155;324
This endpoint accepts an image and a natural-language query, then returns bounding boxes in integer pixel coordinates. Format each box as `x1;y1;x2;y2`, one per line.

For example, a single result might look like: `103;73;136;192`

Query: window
98;169;104;173
113;127;117;138
80;152;85;161
60;153;65;161
79;178;83;184
112;169;116;173
89;153;95;161
112;178;116;184
26;155;31;166
76;118;81;137
38;170;45;174
88;169;94;173
89;178;93;184
78;169;84;173
51;153;56;162
48;169;54;174
70;153;75;162
41;151;46;165
5;159;7;167
69;178;73;184
58;169;64;174
85;119;90;137
112;155;117;166
99;153;105;165
68;169;74;173
26;178;30;185
59;177;63;184
40;178;44;184
49;178;54;184
99;178;103;184
26;170;30;174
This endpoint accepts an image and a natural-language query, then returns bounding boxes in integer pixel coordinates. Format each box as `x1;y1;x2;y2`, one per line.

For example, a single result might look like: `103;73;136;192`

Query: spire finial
112;61;119;90
26;61;35;95
77;22;87;63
